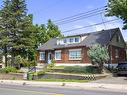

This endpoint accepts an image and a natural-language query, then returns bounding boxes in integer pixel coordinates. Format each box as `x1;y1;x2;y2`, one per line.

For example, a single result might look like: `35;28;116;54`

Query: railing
28;66;36;73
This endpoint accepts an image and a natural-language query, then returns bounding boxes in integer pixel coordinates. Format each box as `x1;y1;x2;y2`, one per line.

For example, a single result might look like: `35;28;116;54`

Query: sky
0;0;127;41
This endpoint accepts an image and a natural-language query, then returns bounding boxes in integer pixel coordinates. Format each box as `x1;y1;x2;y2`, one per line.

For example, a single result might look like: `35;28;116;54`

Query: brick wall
37;45;126;64
37;46;91;64
55;46;91;64
108;45;126;63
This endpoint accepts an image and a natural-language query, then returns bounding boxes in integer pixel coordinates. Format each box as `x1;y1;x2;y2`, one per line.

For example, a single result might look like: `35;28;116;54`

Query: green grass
52;66;101;74
53;66;65;69
36;78;90;83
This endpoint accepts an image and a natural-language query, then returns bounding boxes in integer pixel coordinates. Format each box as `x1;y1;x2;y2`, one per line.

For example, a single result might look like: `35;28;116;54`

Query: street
0;84;127;95
91;75;127;84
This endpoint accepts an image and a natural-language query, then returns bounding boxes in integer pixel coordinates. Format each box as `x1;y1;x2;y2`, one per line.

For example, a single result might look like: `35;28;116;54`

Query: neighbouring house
37;28;126;67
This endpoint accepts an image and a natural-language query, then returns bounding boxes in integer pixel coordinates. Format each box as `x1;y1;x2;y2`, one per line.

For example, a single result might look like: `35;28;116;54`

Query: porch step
36;63;47;72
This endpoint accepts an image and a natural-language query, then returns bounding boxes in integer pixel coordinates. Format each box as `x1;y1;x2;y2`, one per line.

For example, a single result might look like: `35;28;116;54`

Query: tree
87;44;110;73
35;19;62;46
106;0;127;29
0;0;12;67
0;0;35;67
47;19;61;38
0;0;62;67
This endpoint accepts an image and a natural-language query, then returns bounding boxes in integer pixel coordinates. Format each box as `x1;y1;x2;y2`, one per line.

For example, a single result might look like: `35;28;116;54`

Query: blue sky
0;0;127;41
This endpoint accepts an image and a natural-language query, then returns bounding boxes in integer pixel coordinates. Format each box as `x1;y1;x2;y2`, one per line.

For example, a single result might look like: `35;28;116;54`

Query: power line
62;19;119;33
55;11;105;25
53;6;107;24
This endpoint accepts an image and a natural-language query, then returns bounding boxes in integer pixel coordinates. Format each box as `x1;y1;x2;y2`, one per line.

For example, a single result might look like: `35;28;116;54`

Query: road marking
0;87;64;95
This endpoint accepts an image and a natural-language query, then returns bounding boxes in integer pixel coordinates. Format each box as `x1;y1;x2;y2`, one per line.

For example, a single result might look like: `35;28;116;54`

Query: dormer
56;35;88;45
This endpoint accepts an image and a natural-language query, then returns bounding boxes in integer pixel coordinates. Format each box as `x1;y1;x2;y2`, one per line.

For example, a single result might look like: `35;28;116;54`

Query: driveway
91;75;127;85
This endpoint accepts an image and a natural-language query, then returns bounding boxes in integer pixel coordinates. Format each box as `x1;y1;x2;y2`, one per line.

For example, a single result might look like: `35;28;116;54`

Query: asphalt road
0;84;127;95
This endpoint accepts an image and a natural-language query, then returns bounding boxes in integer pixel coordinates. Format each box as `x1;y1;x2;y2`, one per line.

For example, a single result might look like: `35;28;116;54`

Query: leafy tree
106;0;127;29
47;19;61;38
87;44;109;73
36;19;62;46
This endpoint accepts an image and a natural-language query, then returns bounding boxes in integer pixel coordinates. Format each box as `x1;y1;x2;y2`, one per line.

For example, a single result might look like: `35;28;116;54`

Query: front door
48;52;52;64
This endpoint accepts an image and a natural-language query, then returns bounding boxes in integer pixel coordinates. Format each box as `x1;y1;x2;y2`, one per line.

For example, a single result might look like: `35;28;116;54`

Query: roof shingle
38;28;119;51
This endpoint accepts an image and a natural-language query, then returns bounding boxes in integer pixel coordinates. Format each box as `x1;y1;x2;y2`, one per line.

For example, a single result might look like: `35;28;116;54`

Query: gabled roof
38;28;120;51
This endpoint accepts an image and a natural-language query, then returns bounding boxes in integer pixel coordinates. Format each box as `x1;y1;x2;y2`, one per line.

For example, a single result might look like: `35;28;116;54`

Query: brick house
37;28;126;67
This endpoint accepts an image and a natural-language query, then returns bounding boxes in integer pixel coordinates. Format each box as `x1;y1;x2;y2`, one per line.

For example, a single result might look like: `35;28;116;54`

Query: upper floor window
57;37;81;45
69;38;74;43
116;34;120;42
40;52;45;60
63;39;67;43
75;37;80;42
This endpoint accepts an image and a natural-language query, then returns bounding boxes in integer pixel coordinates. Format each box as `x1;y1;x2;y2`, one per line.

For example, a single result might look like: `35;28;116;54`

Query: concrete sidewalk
0;80;127;91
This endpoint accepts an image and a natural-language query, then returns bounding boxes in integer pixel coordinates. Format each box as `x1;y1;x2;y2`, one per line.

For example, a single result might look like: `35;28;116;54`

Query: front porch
38;50;55;64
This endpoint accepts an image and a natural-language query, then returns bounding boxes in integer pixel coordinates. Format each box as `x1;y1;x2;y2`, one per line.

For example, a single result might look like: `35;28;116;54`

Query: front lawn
52;66;101;74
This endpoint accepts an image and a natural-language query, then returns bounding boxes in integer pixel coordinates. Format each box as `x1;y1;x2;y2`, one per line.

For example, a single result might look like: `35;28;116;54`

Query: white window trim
69;49;82;60
75;37;80;43
55;50;61;60
40;52;45;60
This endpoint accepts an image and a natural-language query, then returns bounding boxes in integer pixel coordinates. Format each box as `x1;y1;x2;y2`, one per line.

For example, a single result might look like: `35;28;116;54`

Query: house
37;28;126;67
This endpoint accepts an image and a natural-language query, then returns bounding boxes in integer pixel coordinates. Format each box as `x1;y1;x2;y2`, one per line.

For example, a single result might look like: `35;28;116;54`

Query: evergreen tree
87;44;109;73
0;0;62;67
0;0;12;67
0;0;34;66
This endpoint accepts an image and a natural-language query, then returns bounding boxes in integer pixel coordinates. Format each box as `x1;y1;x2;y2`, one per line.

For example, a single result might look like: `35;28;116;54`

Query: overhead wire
62;19;119;33
53;6;107;25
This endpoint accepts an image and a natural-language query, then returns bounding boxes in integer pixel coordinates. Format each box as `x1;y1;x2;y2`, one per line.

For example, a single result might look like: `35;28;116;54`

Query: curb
0;80;127;91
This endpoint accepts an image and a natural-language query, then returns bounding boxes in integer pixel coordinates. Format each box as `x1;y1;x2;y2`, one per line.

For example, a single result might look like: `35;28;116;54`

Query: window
40;52;45;60
116;34;120;42
115;49;119;58
55;50;61;60
69;38;73;43
63;39;67;43
75;37;80;43
69;49;81;60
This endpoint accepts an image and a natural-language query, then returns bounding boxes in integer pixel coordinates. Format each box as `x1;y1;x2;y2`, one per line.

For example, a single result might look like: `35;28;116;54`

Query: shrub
63;66;100;74
87;44;109;73
37;59;56;75
0;67;17;73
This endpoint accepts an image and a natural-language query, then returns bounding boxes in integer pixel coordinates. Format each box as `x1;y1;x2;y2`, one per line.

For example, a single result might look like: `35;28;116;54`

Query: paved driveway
92;75;127;85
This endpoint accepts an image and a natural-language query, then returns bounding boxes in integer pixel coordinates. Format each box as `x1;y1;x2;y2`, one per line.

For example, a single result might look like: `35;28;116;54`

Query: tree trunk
4;45;8;67
99;63;104;73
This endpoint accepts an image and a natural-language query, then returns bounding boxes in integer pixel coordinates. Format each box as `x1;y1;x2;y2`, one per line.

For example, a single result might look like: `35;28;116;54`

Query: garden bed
0;73;23;80
36;72;108;80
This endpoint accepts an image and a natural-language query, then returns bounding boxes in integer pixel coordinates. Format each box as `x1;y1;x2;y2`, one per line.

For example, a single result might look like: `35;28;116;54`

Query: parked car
114;62;127;76
0;64;2;68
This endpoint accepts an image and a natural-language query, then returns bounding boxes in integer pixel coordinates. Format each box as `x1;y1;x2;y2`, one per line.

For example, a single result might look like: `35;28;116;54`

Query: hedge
63;66;101;74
